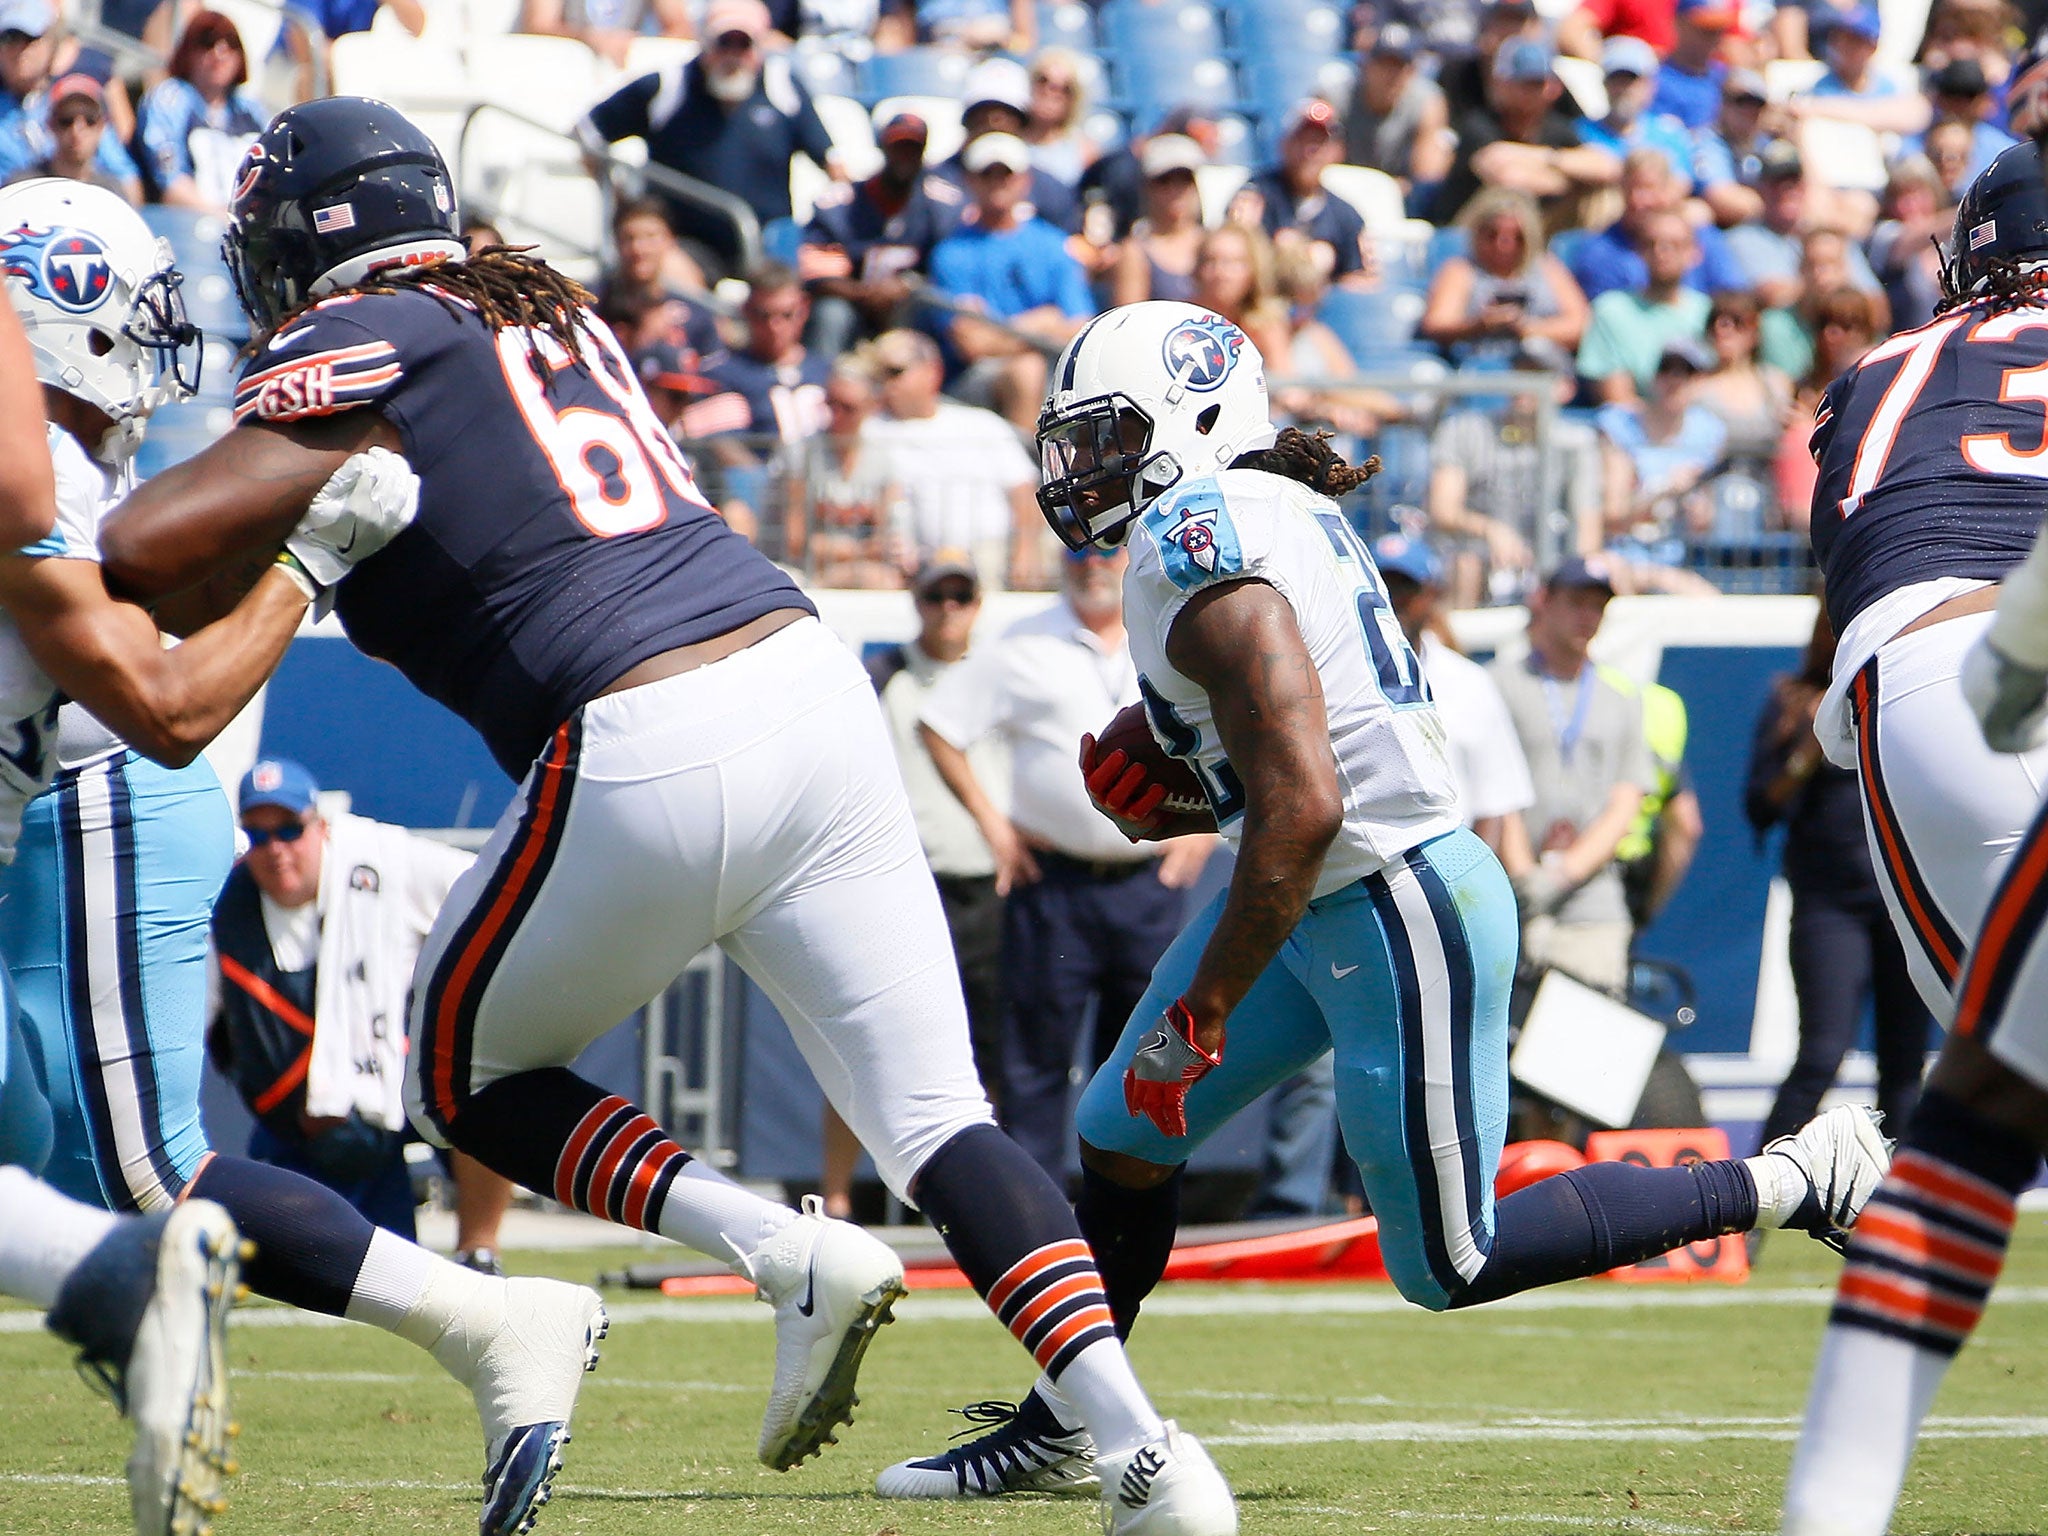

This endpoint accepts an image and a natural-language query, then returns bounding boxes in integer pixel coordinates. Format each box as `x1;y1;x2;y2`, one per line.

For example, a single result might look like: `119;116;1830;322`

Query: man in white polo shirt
919;546;1212;1177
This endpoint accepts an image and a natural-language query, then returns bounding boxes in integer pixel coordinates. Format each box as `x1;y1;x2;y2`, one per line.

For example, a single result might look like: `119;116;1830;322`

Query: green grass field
6;1227;2047;1536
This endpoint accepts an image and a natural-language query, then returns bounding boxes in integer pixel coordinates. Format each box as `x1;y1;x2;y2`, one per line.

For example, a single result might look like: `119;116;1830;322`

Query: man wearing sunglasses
211;758;513;1264
4;74;133;201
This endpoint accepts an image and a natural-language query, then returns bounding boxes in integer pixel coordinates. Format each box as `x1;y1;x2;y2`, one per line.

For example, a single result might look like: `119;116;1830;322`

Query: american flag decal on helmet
313;203;358;234
1971;219;1997;251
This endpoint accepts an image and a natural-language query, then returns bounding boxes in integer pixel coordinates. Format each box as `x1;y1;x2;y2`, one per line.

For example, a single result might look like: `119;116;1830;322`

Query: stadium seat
463;34;602;129
813;93;881;176
1101;0;1223;60
761;217;803;267
458;0;524;37
790;43;858;101
1319;163;1402;233
1115;55;1238;117
1550;54;1607;120
623;35;697;77
1229;0;1345;60
457;109;605;277
870;95;967;163
858;48;971;104
1317;287;1424;365
1036;1;1097;50
1763;58;1826;100
1195;161;1250;225
330;33;470;103
1797;118;1888;193
1241;56;1352;136
1207;112;1256;165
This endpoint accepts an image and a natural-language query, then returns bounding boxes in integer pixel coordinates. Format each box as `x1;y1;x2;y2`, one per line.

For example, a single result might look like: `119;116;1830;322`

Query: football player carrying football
1780;141;2048;1536
98;98;1239;1536
876;299;1893;1500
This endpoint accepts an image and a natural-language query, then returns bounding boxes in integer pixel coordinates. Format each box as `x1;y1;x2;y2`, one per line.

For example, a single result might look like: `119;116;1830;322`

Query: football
1091;702;1219;839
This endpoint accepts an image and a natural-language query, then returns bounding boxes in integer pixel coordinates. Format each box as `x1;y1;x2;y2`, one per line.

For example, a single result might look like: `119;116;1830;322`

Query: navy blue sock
184;1154;376;1317
1076;1161;1182;1339
1455;1159;1760;1309
913;1124;1119;1381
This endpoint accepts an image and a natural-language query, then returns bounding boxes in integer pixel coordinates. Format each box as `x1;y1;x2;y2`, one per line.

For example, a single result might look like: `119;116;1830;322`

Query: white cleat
875;1395;1099;1498
1766;1104;1894;1252
1098;1421;1238;1536
46;1200;243;1536
740;1194;907;1470
428;1275;608;1536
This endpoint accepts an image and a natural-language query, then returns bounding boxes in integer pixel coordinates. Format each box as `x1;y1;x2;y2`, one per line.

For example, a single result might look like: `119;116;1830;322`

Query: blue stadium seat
761;217;803;267
790;45;858;100
1227;0;1346;59
857;48;971;104
1318;288;1421;365
1037;0;1097;49
1102;0;1223;59
1113;54;1238;116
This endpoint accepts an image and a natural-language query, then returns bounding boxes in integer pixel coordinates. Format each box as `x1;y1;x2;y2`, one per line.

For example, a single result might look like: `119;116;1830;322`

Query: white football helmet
1037;300;1276;550
0;178;202;462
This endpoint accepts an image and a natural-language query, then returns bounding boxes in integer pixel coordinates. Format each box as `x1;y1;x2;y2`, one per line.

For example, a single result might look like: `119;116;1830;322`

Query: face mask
706;65;757;102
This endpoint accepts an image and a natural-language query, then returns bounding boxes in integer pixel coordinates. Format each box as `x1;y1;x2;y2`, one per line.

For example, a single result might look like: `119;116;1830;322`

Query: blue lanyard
1538;665;1594;766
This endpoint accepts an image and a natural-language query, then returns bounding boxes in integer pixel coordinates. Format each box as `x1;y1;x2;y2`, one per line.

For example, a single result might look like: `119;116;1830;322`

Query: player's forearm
36;568;306;767
1183;777;1339;1032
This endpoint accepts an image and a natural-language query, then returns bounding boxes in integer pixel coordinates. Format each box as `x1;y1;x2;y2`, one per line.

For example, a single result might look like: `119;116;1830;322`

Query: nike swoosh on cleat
796;1254;818;1318
1330;963;1360;979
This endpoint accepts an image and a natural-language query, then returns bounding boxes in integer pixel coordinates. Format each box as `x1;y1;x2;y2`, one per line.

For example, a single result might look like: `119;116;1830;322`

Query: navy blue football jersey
234;286;814;777
680;350;831;441
1810;300;2048;632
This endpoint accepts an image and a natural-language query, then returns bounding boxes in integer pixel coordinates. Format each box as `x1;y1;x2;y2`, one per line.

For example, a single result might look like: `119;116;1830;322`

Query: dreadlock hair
283;246;597;377
1230;427;1381;498
1936;254;2048;316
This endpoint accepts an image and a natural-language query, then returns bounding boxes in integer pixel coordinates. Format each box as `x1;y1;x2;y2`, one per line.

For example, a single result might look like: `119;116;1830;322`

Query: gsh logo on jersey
1160;312;1245;393
0;225;113;315
245;361;336;418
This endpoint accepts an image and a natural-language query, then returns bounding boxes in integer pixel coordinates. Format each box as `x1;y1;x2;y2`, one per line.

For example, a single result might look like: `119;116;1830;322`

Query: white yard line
1206;1413;2048;1447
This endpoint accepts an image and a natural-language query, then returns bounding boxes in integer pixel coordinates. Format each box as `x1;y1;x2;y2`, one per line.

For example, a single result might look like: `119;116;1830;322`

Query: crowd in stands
2;0;2035;597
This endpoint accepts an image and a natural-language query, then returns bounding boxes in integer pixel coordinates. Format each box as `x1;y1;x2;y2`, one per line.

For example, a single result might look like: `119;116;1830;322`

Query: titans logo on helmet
1160;313;1245;394
0;225;114;315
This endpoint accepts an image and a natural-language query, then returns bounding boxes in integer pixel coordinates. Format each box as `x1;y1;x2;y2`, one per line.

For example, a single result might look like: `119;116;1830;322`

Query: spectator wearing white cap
926;129;1092;441
1430;37;1618;225
577;0;844;279
0;0;143;193
5;73;134;202
1231;99;1372;286
1579;35;1696;191
1110;132;1206;307
929;57;1081;233
519;0;692;67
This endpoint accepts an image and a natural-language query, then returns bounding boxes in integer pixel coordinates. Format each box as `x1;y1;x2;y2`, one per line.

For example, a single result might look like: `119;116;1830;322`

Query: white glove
1962;633;2048;754
287;446;420;591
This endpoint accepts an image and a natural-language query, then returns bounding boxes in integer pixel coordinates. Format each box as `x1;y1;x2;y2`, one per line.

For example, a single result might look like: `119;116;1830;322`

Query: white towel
302;814;473;1130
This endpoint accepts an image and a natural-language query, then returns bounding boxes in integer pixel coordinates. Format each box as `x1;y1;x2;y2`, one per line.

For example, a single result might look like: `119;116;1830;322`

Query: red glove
1079;733;1169;836
1123;998;1222;1139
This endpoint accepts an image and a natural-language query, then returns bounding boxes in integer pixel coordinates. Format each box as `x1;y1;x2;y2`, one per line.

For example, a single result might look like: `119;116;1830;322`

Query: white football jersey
0;425;128;862
1123;467;1460;897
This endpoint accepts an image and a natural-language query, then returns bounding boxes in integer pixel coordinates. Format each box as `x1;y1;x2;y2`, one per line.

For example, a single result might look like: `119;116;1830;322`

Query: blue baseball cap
1493;37;1555;84
239;758;322;819
1373;533;1443;586
1830;4;1882;40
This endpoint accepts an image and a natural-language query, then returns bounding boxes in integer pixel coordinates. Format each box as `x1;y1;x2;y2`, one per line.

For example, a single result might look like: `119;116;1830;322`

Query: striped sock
1782;1094;2038;1536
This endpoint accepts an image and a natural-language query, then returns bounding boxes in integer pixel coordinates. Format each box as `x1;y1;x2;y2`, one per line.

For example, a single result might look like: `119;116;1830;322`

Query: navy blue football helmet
223;96;463;335
1941;140;2048;301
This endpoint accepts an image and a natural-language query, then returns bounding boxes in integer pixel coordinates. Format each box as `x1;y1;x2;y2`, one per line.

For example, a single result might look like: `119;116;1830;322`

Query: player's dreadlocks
1936;255;2048;316
280;246;597;375
1231;427;1382;497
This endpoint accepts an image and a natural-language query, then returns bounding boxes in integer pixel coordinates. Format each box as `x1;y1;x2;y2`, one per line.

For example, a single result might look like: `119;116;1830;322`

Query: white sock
1782;1322;1951;1536
1048;1337;1165;1459
344;1226;488;1348
0;1165;119;1309
1033;1369;1079;1428
657;1160;797;1269
1744;1152;1806;1228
